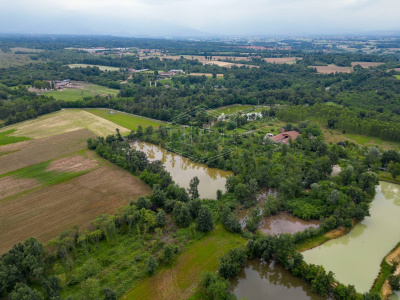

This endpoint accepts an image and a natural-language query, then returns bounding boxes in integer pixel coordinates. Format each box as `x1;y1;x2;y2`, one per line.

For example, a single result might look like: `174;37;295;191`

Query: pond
303;182;400;293
131;141;232;199
237;189;320;234
231;260;327;300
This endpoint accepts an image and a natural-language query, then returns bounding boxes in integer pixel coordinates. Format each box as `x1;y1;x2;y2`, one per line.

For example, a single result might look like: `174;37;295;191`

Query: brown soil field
394;68;400;72
311;65;352;74
0;162;152;254
264;57;302;64
0;109;130;139
47;155;98;173
0;129;93;175
351;61;385;68
188;73;224;77
0;177;39;199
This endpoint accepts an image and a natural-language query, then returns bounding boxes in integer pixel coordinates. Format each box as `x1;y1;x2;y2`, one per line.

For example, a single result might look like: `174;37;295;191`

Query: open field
211;104;261;115
0;49;37;68
188;73;224;77
0;152;152;254
146;55;258;68
124;226;246;300
68;64;120;71
0;129;93;175
321;125;400;151
395;75;400;80
264;57;302;64
84;108;166;130
0;109;130;139
310;65;352;74
351;61;385;68
0;129;31;146
43;81;119;101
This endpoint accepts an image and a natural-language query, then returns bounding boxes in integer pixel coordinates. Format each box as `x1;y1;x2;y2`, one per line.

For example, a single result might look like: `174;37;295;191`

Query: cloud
1;0;399;35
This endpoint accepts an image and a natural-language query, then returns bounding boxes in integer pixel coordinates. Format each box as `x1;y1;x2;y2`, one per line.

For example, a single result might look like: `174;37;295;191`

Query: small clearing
124;226;246;300
264;57;302;64
68;64;120;71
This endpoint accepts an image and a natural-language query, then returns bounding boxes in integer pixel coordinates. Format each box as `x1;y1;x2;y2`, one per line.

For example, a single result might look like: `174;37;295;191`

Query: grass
394;75;400;80
212;105;260;115
371;260;393;294
0;50;36;68
44;84;119;101
124;226;246;300
0;129;31;146
296;235;331;252
68;64;120;71
84;109;166;131
2;160;91;186
0;110;130;139
378;171;400;185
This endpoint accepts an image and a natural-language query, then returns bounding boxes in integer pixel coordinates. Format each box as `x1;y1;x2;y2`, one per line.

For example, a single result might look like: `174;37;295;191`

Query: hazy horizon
1;0;400;37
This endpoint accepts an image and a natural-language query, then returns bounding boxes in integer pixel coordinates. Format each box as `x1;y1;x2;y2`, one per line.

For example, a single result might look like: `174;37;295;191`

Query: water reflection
303;182;400;293
231;260;327;300
131;141;232;199
390;291;400;300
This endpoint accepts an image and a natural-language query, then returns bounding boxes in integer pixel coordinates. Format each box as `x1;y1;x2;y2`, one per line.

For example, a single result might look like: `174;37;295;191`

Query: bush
156;210;166;227
162;244;179;264
201;272;233;300
218;248;247;279
388;274;400;291
196;206;214;232
137;196;151;210
145;255;158;275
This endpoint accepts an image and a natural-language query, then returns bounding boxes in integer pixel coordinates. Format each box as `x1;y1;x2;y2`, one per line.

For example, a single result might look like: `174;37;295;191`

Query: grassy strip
0;150;18;157
84;109;166;131
1;159;94;186
124;226;246;300
370;241;400;295
0;129;31;146
296;235;331;252
378;171;400;185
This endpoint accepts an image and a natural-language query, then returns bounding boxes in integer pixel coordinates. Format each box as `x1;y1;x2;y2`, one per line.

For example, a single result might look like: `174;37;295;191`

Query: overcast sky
1;0;399;36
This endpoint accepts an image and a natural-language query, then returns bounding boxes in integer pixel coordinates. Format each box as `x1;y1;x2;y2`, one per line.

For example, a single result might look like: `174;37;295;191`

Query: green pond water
303;181;400;293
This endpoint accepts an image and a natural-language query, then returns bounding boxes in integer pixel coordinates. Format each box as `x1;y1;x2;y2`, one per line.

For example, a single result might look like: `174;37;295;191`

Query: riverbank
371;242;400;299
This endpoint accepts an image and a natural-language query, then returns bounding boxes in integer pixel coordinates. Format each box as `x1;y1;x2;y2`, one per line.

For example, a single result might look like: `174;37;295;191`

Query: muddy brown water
231;260;328;300
237;189;320;234
131;141;232;199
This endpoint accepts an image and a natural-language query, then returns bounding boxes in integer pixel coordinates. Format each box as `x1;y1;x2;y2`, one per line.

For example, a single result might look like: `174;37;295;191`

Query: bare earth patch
47;155;98;173
0;161;151;254
382;245;400;298
351;62;384;68
0;129;94;175
0;177;39;199
311;65;352;74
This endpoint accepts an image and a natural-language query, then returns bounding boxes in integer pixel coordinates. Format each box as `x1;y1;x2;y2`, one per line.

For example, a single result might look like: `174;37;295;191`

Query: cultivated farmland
44;81;119;101
0;109;130;139
351;61;385;68
311;65;352;74
264;57;302;64
68;64;120;71
0;152;151;254
84;108;167;130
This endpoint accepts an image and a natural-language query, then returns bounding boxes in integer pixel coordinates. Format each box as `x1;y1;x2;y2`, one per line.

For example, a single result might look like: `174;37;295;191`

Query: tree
382;150;400;168
162;244;179;264
136;125;144;137
234;183;250;204
187;199;202;218
388;274;400;291
388;161;400;178
137;196;151;210
196;206;214;232
103;287;117;300
81;278;102;300
218;248;247;279
225;176;239;193
188;176;200;199
365;147;381;166
146;255;158;275
173;202;191;228
9;283;44;300
156;210;166;227
152;184;166;207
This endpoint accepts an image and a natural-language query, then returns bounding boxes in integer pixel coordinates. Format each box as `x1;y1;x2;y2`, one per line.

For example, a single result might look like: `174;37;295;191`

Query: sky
0;0;399;36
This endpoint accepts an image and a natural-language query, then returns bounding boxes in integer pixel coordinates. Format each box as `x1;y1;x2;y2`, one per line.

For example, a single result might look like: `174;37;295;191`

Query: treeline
277;104;400;143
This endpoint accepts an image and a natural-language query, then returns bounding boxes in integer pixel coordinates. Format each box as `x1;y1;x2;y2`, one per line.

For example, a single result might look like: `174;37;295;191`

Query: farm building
270;131;300;144
170;69;184;74
53;79;70;89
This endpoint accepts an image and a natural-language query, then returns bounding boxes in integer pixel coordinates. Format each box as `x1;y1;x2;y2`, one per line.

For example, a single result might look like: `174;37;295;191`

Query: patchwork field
124;226;246;300
351;61;385;68
84;108;167;130
0;151;151;254
68;64;120;71
43;81;119;101
0;109;130;139
311;65;352;74
264;57;302;64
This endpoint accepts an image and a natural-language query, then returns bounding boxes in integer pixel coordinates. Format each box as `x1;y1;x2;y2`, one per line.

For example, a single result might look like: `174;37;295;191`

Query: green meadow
0;129;31;146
